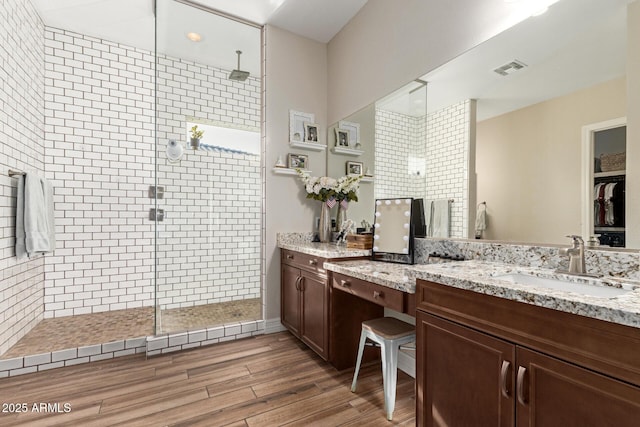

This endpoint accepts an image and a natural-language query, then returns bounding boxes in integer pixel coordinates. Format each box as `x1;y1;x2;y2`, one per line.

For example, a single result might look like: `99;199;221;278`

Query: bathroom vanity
413;261;640;426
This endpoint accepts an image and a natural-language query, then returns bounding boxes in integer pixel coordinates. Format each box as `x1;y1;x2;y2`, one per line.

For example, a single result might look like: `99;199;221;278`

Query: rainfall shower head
229;50;250;81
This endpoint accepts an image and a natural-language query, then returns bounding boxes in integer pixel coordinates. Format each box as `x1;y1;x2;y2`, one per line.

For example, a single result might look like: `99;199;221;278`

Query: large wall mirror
327;0;639;249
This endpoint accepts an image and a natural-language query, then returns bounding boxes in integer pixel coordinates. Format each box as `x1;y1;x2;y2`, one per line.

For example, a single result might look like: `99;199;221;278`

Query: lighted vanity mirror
372;198;415;264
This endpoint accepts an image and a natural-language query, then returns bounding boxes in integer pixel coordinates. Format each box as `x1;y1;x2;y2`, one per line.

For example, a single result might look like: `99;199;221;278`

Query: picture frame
335;128;350;147
304;122;319;143
338;120;360;147
287;153;308;169
346;161;363;176
289;110;314;143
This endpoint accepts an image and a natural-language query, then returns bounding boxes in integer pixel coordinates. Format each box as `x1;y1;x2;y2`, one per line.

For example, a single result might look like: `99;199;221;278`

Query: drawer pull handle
286;255;294;259
340;280;350;287
516;366;527;405
308;259;317;266
373;291;382;299
500;360;511;398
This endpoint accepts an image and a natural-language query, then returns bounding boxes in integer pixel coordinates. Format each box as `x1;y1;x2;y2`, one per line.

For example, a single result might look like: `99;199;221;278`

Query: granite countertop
322;259;640;329
279;241;371;259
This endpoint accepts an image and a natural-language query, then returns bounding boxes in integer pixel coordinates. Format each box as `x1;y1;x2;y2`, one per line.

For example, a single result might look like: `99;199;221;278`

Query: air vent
493;60;527;76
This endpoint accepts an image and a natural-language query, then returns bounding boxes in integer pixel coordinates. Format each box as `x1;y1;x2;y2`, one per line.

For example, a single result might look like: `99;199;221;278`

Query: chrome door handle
294;276;302;291
516;366;527;405
286;254;294;259
373;291;382;299
500;360;511;398
340;280;350;287
308;259;317;266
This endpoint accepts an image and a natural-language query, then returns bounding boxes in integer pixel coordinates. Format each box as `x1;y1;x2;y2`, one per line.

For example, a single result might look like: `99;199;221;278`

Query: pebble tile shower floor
1;299;261;359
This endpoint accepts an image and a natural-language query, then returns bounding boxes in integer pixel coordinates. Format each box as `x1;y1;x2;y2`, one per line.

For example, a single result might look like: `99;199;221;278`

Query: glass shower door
154;0;263;336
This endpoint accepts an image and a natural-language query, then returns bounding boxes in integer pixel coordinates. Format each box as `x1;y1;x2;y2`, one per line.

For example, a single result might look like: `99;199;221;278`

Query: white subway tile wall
42;27;262;317
0;0;46;356
375;100;472;238
425;100;472;238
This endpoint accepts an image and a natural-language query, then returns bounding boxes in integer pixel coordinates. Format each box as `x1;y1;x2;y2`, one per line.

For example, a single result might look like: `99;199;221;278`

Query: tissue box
346;233;373;249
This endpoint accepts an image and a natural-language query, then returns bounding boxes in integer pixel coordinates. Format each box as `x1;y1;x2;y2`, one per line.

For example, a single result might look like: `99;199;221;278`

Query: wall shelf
289;141;326;151
331;146;364;156
361;176;374;183
594;170;625;178
272;167;311;176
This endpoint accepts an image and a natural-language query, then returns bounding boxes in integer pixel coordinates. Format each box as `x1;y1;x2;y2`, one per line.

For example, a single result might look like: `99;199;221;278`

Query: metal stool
351;317;416;420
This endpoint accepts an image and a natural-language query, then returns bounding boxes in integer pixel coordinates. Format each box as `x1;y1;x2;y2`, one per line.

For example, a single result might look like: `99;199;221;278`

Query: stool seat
362;317;415;340
351;317;415;421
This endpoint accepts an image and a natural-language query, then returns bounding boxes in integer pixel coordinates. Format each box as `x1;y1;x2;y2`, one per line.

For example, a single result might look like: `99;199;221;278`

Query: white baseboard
265;317;287;334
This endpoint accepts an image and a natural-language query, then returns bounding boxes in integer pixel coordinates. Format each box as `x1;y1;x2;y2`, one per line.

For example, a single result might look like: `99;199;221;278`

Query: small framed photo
304;122;319;142
288;153;308;169
338;120;360;147
346;161;363;176
289;110;314;142
335;128;350;147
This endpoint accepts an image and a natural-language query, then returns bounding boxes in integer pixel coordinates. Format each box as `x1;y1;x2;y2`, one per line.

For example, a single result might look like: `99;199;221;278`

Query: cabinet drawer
333;272;404;312
282;249;326;274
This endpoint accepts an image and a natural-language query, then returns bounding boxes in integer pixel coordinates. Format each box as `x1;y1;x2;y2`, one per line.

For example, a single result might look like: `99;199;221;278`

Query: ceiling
378;0;630;121
31;0;368;75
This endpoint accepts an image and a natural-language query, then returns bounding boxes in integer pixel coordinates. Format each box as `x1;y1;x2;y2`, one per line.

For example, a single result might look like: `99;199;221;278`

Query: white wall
0;0;45;356
327;0;528;124
627;1;640;247
264;25;327;322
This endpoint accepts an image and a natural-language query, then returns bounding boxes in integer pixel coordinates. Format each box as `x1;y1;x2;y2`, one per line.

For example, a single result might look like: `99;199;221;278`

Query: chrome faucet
558;235;587;275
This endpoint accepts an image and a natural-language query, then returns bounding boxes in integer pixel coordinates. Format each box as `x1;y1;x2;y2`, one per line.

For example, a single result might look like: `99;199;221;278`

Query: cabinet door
417;312;515;427
516;347;640;427
300;271;329;359
281;264;301;336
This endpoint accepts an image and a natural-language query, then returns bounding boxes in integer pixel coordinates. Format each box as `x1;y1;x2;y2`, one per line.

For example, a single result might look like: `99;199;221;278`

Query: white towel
432;199;450;238
23;174;54;255
475;204;486;232
423;200;433;237
15;175;27;260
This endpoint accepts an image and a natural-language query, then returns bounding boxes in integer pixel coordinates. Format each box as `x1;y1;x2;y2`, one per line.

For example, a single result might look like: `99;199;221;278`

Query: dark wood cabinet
281;249;329;360
416;279;640;426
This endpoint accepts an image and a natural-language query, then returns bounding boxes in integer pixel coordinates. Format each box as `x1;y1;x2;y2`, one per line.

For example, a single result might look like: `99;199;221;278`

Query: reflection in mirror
354;0;637;249
372;198;414;264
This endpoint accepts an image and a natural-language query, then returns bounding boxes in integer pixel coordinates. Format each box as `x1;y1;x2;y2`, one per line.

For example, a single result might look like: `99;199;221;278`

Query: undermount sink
495;273;633;298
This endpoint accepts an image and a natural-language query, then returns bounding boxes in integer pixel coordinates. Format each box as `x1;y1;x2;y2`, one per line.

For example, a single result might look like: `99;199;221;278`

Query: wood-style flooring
0;332;416;426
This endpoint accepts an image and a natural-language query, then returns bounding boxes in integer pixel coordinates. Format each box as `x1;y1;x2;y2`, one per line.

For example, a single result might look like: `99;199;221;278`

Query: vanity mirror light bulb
373;246;379;251
403;223;410;229
375;211;381;217
405;199;411;204
403;235;409;241
374;223;380;228
376;200;382;206
404;211;410;216
395;199;401;204
402;248;408;254
374;234;380;240
385;200;391;205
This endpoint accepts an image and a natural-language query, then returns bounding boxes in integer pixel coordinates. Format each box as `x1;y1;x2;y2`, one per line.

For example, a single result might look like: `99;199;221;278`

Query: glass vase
318;202;332;243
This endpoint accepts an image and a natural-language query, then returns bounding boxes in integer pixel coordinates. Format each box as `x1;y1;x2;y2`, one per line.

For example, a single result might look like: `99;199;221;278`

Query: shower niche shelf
289;141;326;151
272;167;312;176
331;146;363;157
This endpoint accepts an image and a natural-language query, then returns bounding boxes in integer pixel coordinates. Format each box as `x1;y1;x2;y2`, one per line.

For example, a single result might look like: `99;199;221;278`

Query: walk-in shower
0;0;263;372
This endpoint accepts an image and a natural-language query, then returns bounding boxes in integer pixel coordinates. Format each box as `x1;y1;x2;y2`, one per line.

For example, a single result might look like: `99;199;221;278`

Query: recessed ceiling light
186;32;202;42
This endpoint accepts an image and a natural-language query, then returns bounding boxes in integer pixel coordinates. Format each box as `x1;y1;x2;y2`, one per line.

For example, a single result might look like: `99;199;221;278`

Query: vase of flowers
190;125;204;149
296;170;361;243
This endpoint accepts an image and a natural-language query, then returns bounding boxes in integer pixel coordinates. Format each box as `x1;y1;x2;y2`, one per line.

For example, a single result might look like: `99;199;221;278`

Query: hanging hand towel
424;200;434;237
15;175;27;260
24;174;51;255
475;203;486;233
432;199;450;238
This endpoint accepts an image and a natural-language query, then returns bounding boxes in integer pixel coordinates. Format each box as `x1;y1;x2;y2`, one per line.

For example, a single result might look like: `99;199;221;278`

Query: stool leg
382;340;399;421
351;330;368;392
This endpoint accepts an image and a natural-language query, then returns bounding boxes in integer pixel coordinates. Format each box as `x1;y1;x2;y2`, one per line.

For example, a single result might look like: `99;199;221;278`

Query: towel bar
8;169;25;177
